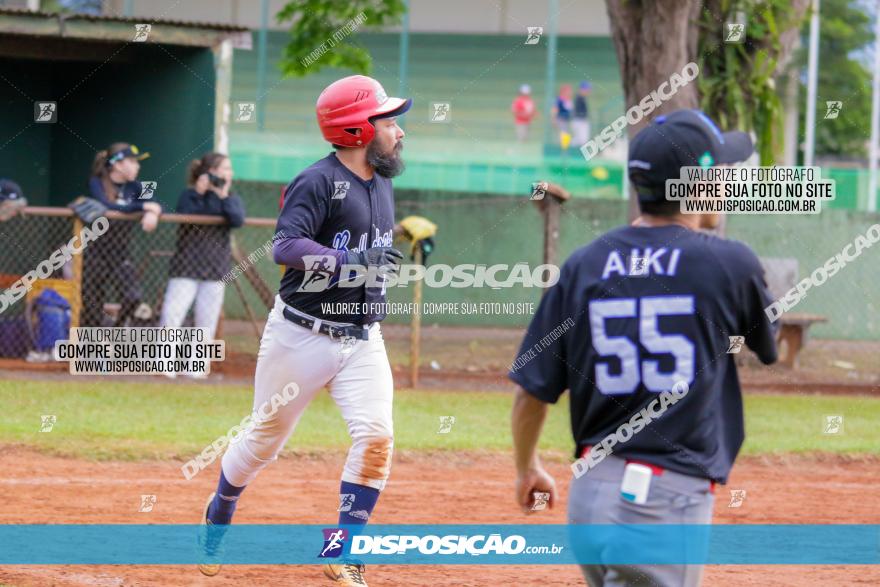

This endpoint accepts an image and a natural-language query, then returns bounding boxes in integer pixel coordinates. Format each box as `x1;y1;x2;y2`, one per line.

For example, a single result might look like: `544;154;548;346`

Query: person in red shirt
511;84;537;142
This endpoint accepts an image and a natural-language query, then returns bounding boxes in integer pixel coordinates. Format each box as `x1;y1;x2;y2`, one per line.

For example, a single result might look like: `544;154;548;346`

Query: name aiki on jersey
601;248;682;279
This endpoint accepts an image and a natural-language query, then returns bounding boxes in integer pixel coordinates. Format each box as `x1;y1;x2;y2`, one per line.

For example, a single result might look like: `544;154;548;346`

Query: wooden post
230;235;274;311
532;182;570;292
213;38;233;154
544;195;561;268
71;217;84;328
215;309;225;340
409;246;423;388
230;276;262;339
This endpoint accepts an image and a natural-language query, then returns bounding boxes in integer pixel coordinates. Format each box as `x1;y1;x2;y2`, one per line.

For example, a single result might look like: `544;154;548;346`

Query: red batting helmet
316;75;412;147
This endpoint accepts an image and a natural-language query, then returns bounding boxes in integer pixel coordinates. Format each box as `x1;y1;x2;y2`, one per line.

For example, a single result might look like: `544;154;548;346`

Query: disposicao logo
319;528;348;559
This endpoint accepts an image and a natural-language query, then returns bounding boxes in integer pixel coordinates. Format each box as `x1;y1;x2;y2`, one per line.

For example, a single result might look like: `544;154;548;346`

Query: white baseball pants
572;119;591;147
159;277;225;341
221;296;394;490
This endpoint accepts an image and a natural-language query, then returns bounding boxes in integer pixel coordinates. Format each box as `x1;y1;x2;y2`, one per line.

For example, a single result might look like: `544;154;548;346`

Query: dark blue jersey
168;188;245;281
87;176;148;213
276;152;395;325
555;97;573;121
509;224;778;483
574;95;589;120
86;177;159;263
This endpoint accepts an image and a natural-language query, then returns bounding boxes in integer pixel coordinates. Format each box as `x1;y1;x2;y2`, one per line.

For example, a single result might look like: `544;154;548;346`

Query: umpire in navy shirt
510;109;778;587
160;152;245;343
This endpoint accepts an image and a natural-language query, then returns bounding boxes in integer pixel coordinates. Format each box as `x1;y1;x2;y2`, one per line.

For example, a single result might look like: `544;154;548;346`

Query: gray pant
567;455;714;587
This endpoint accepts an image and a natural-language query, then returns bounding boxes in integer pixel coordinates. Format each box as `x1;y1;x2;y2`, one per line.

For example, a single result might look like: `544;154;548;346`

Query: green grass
0;378;569;460
738;394;880;454
2;378;878;461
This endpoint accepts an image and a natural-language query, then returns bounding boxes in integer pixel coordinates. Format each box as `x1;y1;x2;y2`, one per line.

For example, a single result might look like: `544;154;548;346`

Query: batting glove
345;246;404;275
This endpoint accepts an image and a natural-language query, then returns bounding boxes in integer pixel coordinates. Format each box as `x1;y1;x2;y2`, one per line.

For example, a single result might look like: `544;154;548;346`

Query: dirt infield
1;448;878;586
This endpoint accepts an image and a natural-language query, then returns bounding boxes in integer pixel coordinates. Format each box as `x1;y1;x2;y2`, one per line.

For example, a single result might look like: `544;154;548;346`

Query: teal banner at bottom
0;525;876;565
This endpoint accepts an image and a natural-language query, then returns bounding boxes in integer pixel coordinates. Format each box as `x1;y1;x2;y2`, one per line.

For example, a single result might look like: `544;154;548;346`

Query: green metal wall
727;212;880;340
0;57;55;203
232;180;880;341
1;43;215;208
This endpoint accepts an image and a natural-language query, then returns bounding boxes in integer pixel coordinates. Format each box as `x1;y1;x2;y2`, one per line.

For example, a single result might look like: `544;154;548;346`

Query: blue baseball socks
207;469;246;525
338;481;381;526
206;474;379;527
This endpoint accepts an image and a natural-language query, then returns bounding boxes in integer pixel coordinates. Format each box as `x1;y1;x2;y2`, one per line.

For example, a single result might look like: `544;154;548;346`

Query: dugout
0;8;251;207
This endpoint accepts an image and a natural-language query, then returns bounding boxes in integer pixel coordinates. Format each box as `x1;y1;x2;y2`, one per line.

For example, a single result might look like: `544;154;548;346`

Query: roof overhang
0;8;252;50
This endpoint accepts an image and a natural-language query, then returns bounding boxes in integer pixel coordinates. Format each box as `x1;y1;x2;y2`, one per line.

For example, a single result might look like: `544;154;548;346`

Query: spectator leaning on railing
81;142;162;327
159;152;245;344
0;179;26;221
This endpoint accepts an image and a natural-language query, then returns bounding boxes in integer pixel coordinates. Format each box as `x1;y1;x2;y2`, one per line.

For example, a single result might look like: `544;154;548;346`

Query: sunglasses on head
106;145;146;166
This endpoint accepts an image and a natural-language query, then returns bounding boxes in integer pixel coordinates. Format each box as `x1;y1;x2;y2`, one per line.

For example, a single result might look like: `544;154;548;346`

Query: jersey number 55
589;295;695;395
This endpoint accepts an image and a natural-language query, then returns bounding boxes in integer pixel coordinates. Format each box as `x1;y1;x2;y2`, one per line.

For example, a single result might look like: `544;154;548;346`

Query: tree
605;0;811;217
607;0;810;159
277;0;405;78
698;0;811;164
605;2;704;121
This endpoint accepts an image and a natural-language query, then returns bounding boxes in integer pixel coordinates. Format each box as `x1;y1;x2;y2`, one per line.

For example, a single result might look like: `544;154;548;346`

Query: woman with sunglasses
81;142;162;327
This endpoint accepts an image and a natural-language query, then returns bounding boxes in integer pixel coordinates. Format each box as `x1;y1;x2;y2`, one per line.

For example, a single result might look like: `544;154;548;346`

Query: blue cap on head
579;81;592;90
0;179;23;202
627;109;753;202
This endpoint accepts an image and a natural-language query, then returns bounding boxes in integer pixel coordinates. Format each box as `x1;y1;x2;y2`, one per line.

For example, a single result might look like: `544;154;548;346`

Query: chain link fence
0;207;278;360
2;188;878;369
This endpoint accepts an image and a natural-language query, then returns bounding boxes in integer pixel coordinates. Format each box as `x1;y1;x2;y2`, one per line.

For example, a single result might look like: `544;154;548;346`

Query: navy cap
0;179;23;202
106;144;150;167
628;109;753;201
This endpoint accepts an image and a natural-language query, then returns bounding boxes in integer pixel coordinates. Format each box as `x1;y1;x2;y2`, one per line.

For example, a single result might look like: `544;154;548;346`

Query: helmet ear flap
340;126;365;146
356;121;376;147
328;123;374;148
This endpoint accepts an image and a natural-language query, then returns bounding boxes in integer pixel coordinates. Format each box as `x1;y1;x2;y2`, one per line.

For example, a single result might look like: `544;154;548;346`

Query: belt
282;306;371;341
580;445;716;494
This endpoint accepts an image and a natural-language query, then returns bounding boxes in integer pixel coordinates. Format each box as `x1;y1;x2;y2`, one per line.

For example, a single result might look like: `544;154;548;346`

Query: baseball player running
509;109;779;586
198;75;411;586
